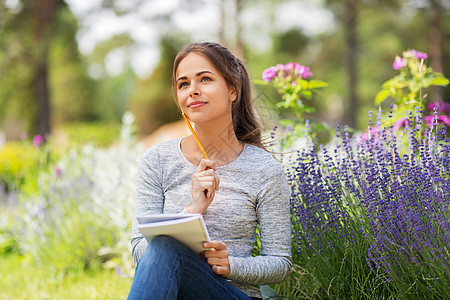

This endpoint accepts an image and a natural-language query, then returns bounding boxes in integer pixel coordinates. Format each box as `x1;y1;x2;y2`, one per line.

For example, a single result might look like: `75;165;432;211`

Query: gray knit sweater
131;138;291;298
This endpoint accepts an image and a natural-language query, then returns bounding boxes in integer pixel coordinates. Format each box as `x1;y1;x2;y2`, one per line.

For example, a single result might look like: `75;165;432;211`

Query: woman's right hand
186;159;219;214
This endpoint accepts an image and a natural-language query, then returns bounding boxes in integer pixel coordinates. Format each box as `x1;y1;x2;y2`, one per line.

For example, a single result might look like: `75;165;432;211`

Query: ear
229;86;237;102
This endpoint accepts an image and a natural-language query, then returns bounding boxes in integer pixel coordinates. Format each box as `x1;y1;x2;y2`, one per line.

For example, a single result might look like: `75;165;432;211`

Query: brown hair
172;42;265;149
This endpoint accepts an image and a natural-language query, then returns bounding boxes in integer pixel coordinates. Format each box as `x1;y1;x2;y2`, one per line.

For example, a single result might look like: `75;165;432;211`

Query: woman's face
175;53;236;125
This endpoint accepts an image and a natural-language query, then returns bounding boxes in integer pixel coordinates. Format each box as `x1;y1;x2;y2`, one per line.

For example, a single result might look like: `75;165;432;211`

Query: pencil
182;113;209;159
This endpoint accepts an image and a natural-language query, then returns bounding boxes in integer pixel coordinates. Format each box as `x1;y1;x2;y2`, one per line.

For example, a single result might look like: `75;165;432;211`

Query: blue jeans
127;235;254;300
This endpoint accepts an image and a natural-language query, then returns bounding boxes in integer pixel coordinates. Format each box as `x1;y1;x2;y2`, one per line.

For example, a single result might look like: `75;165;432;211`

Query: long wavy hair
172;42;265;149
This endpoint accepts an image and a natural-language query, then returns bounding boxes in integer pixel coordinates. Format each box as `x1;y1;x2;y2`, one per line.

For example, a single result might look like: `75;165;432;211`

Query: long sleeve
131;148;164;264
129;139;291;298
226;163;292;285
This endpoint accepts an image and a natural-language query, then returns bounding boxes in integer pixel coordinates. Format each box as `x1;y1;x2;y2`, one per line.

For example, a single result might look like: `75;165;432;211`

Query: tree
428;0;445;102
31;0;57;139
0;0;93;139
127;36;186;135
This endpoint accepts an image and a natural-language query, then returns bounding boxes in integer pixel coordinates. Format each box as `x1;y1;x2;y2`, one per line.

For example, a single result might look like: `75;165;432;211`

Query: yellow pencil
182;113;209;159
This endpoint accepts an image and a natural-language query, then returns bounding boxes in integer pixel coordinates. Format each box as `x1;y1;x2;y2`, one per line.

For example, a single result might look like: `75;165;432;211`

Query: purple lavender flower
287;107;449;295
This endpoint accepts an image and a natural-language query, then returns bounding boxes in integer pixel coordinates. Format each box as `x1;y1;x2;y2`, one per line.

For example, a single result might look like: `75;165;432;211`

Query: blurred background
1;0;449;146
1;2;449;298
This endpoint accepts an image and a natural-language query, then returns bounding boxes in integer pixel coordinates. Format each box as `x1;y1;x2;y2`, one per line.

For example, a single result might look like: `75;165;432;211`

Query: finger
213;172;220;190
211;265;229;277
204;241;227;250
207;257;229;266
197;159;217;172
203;249;229;259
196;169;217;178
197;182;216;198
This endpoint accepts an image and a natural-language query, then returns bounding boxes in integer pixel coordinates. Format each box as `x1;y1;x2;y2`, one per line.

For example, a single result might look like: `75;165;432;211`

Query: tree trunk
234;0;244;59
31;0;57;139
429;0;444;103
218;0;226;45
344;0;358;128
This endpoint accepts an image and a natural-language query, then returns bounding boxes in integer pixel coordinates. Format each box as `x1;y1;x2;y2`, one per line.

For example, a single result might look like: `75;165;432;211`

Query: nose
189;82;201;97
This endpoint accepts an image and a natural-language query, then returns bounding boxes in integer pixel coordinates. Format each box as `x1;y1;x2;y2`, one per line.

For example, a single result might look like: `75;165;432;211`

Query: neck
191;115;243;165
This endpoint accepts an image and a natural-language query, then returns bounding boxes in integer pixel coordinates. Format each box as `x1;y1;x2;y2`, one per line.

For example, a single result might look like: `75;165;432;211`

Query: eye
201;76;211;82
178;81;189;89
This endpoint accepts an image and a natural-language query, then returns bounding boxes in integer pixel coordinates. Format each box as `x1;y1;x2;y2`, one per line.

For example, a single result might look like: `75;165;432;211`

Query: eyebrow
176;70;214;82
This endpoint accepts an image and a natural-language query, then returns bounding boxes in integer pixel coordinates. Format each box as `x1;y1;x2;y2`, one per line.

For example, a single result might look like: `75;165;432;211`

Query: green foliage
0;210;20;255
57;121;121;148
92;66;137;122
0;254;132;299
375;49;449;123
30;197;117;274
49;5;96;124
0;139;54;194
272;264;323;299
128;36;186;135
16;134;143;276
0;1;96;137
272;28;309;61
257;62;330;148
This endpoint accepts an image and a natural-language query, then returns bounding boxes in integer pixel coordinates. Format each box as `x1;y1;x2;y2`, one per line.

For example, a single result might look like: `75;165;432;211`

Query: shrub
16;140;143;276
0;137;54;195
276;110;449;299
57;121;121;148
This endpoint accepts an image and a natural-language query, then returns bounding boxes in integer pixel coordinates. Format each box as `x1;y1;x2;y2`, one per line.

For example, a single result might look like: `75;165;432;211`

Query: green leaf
302;90;312;99
307;80;328;89
375;89;390;105
429;77;449;87
304;107;315;113
292;83;303;94
279;119;295;127
300;80;309;90
253;79;269;86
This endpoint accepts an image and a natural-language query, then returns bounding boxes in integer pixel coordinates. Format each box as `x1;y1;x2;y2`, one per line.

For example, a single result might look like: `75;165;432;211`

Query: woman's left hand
202;241;230;278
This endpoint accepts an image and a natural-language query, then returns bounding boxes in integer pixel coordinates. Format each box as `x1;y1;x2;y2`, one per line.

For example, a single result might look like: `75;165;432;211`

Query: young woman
127;42;291;300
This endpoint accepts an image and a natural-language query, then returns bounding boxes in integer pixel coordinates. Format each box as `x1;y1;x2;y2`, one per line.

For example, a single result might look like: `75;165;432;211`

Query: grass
0;254;133;300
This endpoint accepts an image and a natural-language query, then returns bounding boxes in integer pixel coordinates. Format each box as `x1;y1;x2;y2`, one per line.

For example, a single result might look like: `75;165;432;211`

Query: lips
188;101;207;108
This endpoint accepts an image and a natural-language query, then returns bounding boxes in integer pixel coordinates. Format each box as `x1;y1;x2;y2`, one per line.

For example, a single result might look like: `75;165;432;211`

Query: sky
64;0;335;79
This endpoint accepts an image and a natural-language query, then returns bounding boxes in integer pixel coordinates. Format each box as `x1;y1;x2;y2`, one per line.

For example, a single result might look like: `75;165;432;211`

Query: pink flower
55;167;62;178
411;49;428;60
284;63;313;79
298;65;313;79
424;115;450;127
393;56;406;70
284;62;301;73
262;66;278;82
33;135;43;147
361;126;381;141
428;102;450;113
393;118;411;131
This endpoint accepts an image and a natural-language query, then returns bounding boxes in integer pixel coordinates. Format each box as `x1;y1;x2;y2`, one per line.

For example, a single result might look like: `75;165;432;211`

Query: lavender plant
281;108;449;298
16;115;143;275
